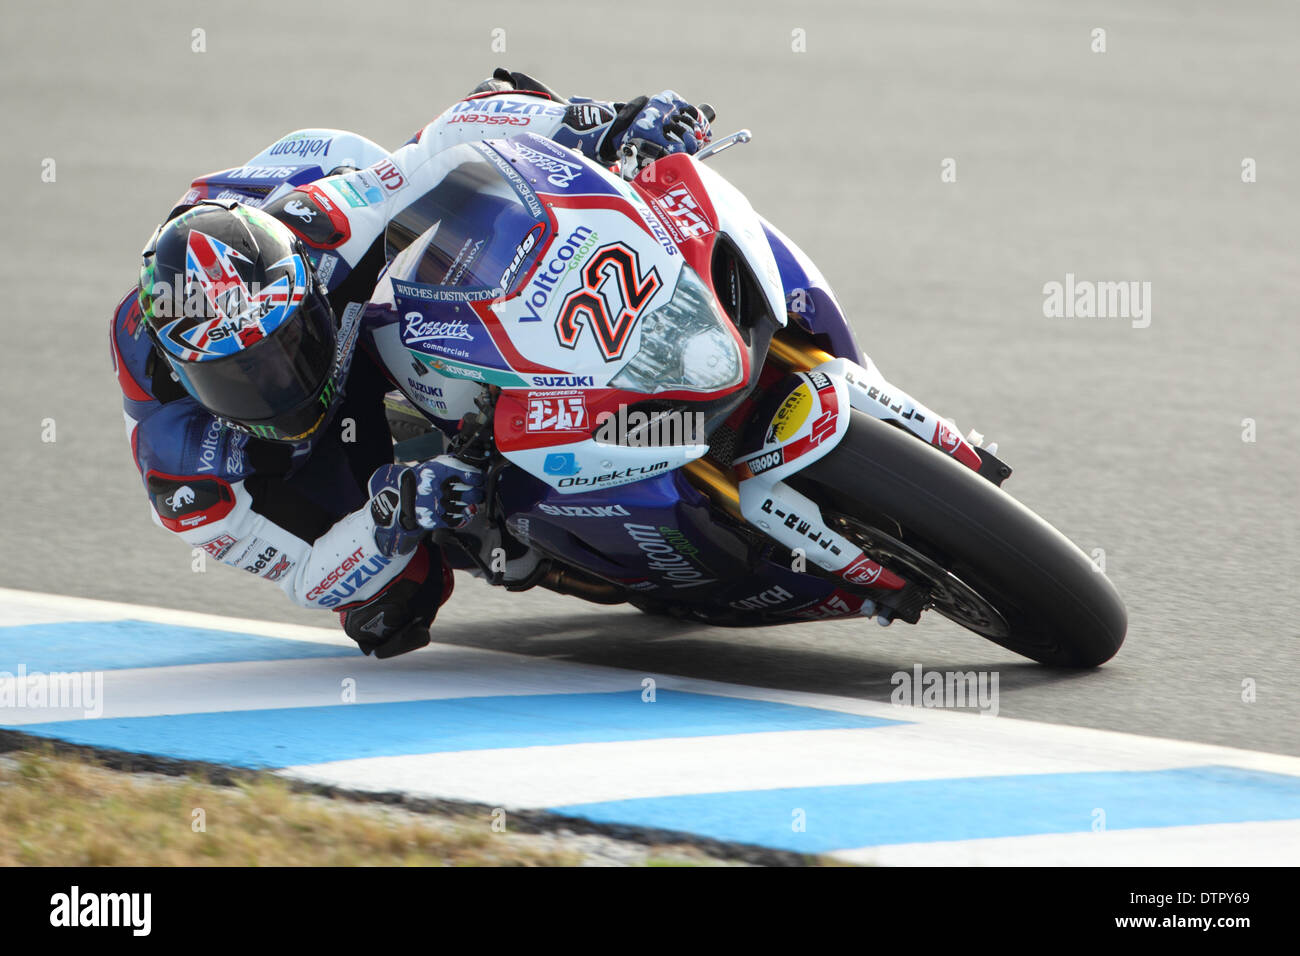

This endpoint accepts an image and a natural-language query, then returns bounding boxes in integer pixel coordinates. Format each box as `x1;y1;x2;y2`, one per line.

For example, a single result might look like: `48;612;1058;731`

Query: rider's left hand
601;91;713;165
413;456;485;531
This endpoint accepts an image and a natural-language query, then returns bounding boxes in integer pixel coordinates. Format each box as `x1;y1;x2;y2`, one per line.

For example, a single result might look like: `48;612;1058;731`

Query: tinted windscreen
384;145;543;295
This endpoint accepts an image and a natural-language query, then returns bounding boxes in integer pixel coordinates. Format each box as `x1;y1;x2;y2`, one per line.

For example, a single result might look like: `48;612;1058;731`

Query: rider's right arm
127;403;413;613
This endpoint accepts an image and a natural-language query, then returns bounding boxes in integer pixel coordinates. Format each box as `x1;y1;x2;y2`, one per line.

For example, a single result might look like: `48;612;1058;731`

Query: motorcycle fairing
494;467;872;620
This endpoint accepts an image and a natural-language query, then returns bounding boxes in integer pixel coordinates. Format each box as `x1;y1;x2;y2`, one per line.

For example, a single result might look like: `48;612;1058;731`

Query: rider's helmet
137;200;344;443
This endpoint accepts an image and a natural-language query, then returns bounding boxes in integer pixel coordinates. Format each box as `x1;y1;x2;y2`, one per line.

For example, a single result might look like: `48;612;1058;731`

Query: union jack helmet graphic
138;200;344;443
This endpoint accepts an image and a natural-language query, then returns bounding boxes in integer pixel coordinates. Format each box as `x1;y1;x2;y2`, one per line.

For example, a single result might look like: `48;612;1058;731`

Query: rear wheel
792;410;1126;666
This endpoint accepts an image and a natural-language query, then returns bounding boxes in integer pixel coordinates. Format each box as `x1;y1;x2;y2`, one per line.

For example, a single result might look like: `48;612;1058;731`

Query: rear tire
793;410;1127;666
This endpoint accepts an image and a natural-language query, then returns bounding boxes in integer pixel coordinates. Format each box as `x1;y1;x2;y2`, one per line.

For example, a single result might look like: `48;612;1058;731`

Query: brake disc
828;513;1010;639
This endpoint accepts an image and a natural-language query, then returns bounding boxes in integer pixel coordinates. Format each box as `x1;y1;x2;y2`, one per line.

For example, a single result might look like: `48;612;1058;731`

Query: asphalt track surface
1;1;1297;756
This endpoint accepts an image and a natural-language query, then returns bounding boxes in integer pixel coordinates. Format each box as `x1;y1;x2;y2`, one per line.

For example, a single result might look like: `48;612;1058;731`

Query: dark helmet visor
168;281;337;440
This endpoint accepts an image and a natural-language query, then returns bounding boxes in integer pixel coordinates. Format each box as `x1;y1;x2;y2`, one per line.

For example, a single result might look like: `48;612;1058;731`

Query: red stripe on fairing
467;299;566;375
542;193;672;255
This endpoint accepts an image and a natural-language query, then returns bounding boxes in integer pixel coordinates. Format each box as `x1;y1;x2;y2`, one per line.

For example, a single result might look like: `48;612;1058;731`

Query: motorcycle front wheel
791;410;1127;666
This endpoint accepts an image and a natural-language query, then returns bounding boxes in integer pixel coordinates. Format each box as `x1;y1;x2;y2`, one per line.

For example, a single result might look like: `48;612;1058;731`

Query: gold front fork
683;328;837;521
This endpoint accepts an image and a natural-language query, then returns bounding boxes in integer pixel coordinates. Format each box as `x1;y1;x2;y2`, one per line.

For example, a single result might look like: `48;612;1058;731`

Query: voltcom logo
519;226;597;322
50;886;151;936
268;134;334;158
623;523;716;588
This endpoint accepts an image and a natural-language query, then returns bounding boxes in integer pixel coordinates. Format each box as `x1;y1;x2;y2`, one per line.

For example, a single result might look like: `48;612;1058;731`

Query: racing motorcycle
371;130;1127;667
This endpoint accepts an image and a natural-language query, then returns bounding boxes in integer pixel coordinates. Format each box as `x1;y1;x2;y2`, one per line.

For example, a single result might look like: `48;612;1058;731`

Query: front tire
793;410;1127;666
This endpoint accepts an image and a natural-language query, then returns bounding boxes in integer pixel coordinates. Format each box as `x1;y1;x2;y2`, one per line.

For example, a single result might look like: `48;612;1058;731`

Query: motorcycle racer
111;69;713;658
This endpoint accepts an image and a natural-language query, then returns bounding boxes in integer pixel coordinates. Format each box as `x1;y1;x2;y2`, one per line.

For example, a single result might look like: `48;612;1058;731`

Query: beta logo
242;545;280;576
527;394;588;432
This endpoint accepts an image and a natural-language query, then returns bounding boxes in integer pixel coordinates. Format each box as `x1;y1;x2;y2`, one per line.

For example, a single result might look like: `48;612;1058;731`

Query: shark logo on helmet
157;230;306;361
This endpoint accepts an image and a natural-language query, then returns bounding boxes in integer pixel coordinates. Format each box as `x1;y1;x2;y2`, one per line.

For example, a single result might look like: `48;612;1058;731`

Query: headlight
610;265;743;393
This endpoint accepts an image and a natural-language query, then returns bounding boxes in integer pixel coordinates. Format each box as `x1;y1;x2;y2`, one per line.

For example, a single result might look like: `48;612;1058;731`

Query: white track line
834;819;1300;866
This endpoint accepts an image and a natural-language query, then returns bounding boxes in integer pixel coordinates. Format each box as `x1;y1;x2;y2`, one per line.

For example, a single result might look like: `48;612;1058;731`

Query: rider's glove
413;456;485;531
599;91;713;166
368;464;423;558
